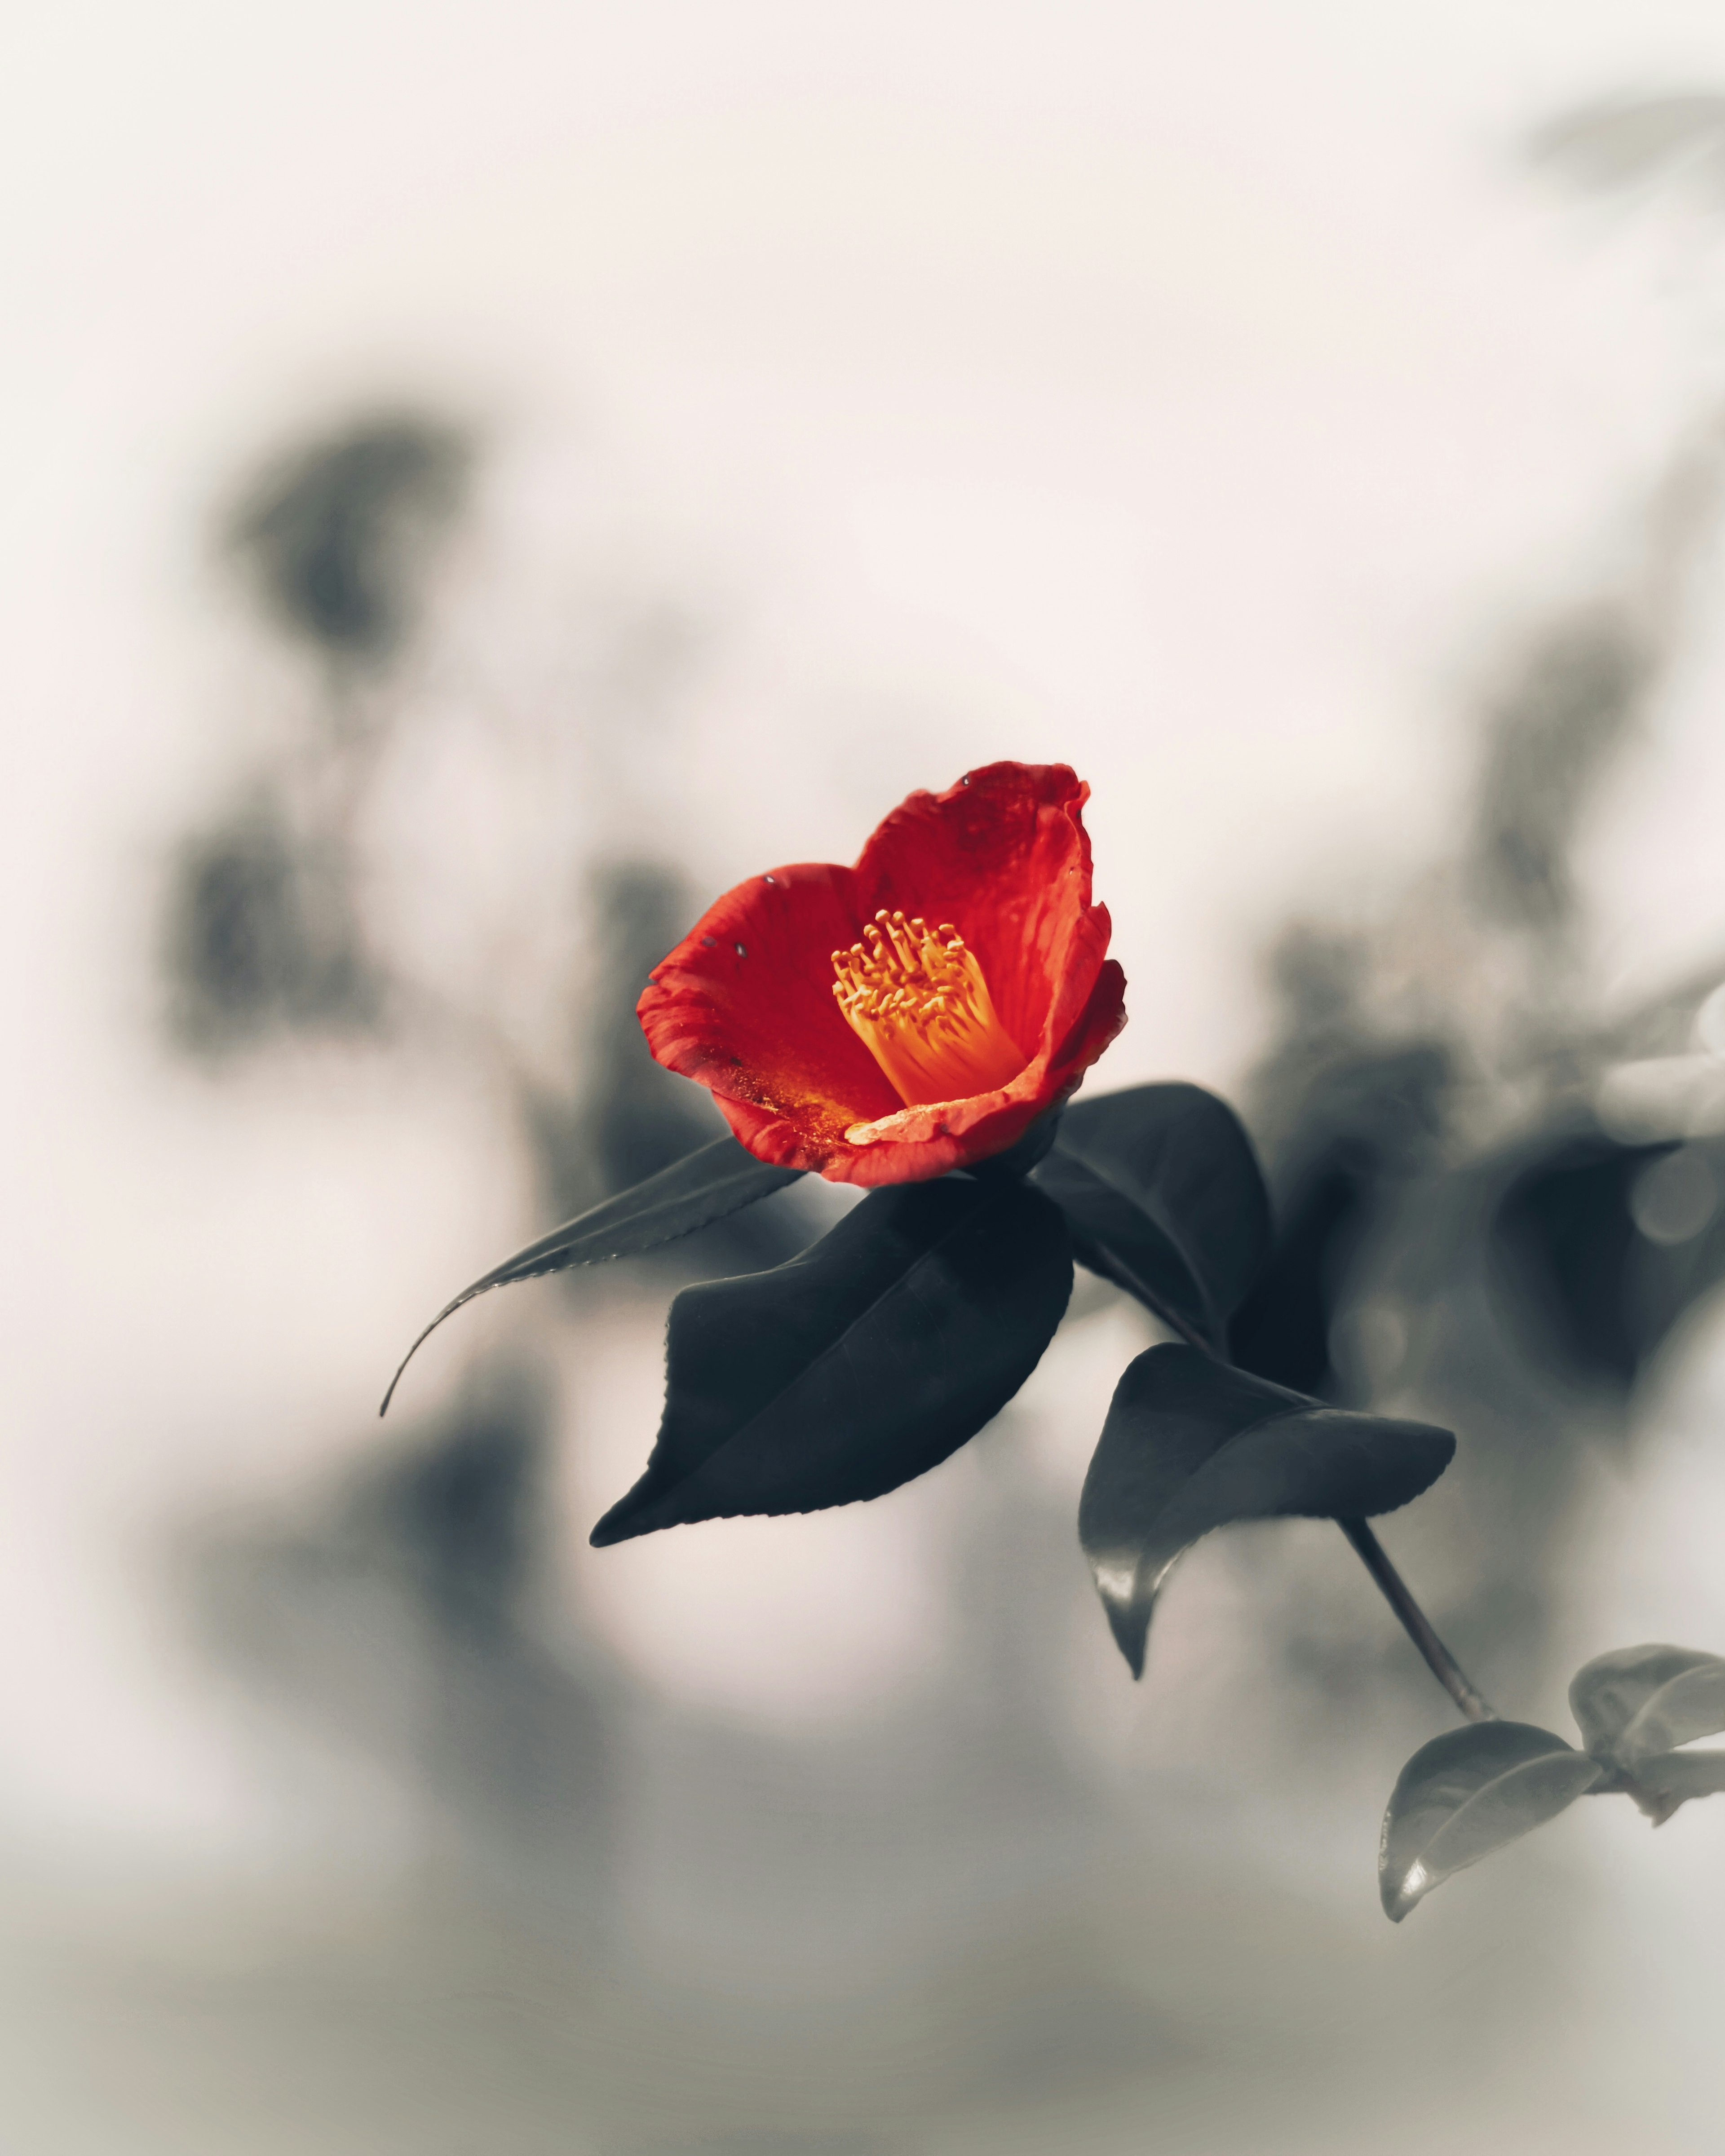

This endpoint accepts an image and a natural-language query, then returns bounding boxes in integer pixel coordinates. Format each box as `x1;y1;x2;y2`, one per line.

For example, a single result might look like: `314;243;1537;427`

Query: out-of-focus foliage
165;800;385;1051
226;413;470;664
165;413;471;1054
1469;605;1650;937
1230;1036;1447;1399
189;1353;622;1927
1529;91;1725;199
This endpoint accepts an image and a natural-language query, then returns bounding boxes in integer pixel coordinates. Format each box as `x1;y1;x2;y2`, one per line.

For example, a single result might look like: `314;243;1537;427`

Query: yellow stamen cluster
832;910;1025;1114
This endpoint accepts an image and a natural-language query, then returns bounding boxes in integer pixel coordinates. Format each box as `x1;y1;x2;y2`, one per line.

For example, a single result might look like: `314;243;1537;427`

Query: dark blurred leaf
1078;1344;1454;1677
1229;1047;1448;1397
1491;1132;1677;1391
1570;1644;1725;1767
1469;606;1651;935
1380;1722;1602;1922
364;1360;548;1640
382;1138;801;1414
165;803;383;1054
1530;93;1725;194
1227;1149;1372;1393
1033;1082;1270;1349
590;1178;1072;1546
229;413;469;658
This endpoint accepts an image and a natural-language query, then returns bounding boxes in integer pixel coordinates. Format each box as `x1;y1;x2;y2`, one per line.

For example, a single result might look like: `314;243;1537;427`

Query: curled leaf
1380;1722;1603;1922
591;1175;1072;1545
1078;1345;1454;1676
1033;1082;1270;1350
1569;1644;1725;1767
381;1137;801;1414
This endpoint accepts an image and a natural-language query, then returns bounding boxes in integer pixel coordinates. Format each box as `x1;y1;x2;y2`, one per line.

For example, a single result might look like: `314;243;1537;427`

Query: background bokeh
13;5;1725;2149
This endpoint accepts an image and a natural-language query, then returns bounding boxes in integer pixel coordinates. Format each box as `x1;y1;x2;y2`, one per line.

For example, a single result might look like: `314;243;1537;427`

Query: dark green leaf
381;1137;801;1414
591;1176;1073;1545
1033;1083;1270;1349
1380;1722;1603;1922
1569;1644;1725;1767
1079;1345;1453;1676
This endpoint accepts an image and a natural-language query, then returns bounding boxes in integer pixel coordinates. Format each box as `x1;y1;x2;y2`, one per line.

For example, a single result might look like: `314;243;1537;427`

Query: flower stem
1337;1517;1496;1724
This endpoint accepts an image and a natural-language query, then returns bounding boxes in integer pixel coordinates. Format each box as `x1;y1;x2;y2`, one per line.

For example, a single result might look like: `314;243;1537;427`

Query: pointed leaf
382;1137;801;1413
591;1176;1072;1545
1569;1644;1725;1767
1079;1344;1454;1676
1033;1083;1270;1349
1380;1722;1603;1921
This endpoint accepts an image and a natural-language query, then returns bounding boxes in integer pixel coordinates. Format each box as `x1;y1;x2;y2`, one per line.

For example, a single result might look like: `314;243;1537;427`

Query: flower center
832;910;1026;1113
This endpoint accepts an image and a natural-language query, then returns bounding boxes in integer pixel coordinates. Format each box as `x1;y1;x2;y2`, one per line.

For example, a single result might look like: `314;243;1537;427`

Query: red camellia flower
637;762;1127;1186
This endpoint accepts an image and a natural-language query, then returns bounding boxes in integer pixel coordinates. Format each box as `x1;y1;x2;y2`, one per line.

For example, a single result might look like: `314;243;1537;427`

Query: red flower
637;762;1127;1186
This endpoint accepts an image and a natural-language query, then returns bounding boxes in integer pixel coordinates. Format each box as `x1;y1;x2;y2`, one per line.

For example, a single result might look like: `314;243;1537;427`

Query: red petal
638;862;898;1147
853;763;1100;1060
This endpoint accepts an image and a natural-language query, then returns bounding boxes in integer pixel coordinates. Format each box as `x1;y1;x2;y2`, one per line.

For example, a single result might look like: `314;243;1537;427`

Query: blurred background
12;3;1725;2148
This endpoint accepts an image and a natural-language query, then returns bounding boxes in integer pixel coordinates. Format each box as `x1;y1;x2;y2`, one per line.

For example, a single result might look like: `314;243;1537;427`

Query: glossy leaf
1569;1644;1725;1767
590;1176;1072;1545
1078;1344;1454;1676
1380;1722;1603;1922
381;1137;802;1414
1033;1082;1270;1351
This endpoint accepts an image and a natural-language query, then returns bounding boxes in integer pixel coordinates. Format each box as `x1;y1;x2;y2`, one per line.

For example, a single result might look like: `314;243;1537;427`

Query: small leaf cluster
1381;1646;1725;1920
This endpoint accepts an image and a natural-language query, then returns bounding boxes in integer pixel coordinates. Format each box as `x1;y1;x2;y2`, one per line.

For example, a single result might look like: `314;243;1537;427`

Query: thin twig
1338;1518;1496;1724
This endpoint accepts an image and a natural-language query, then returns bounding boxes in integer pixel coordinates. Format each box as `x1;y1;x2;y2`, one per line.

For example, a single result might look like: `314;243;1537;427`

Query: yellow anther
831;908;1025;1112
